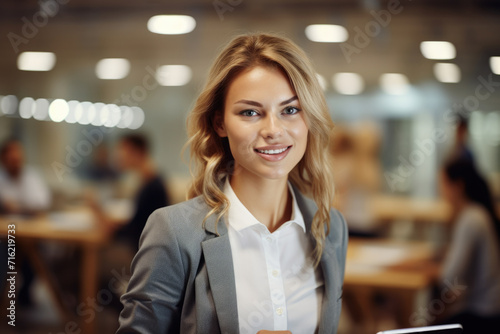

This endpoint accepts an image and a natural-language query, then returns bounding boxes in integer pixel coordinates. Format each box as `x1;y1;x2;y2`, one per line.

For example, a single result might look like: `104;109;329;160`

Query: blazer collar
292;184;339;334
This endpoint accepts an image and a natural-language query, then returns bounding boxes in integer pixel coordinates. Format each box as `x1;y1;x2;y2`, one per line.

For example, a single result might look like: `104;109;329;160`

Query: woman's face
217;65;308;181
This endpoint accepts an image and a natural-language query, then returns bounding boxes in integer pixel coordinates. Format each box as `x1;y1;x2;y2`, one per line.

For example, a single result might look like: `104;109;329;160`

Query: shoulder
22;166;41;178
140;196;211;246
143;175;165;191
456;204;492;236
293;188;347;246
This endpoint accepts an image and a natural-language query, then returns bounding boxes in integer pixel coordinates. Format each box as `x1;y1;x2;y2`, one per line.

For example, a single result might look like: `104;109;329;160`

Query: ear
214;112;227;137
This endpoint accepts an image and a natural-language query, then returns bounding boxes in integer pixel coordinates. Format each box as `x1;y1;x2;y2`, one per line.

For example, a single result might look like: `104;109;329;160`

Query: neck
137;158;156;182
8;168;22;181
451;196;469;221
230;168;292;233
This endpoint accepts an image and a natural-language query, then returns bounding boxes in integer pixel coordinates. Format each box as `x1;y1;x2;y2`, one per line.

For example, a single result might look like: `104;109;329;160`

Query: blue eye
283;106;300;115
240;109;258;117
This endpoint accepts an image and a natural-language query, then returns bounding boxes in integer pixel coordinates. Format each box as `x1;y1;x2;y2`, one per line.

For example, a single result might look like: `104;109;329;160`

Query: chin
253;166;292;180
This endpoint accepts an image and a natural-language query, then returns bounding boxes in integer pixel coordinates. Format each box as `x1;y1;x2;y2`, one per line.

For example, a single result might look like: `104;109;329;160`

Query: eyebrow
234;95;298;107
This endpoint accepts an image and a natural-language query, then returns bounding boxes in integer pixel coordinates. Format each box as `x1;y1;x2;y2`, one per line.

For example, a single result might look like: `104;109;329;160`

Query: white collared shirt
223;178;324;334
0;166;51;212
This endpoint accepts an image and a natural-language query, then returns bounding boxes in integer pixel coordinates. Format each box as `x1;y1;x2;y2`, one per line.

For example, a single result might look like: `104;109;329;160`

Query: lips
254;145;292;161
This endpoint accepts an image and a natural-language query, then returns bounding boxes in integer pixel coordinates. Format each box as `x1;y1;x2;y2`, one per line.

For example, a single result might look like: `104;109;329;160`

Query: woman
439;159;500;333
117;33;348;334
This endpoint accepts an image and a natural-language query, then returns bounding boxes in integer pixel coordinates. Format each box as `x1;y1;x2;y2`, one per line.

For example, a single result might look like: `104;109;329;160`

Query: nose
260;113;283;139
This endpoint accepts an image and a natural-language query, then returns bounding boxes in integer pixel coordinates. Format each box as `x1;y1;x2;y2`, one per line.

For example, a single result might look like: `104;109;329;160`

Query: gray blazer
117;184;348;334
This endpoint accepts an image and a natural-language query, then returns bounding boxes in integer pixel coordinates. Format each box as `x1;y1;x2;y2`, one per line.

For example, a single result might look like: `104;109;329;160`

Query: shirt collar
223;177;306;233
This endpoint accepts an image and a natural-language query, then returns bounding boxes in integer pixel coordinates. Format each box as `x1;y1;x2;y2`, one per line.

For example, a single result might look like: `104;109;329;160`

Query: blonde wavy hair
184;33;335;264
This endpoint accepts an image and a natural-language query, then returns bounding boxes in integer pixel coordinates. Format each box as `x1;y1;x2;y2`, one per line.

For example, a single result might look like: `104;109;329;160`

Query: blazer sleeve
339;210;349;282
117;208;187;334
332;208;349;282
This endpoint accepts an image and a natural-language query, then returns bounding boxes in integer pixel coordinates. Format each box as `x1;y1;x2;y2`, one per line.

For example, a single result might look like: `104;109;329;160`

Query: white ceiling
1;0;500;99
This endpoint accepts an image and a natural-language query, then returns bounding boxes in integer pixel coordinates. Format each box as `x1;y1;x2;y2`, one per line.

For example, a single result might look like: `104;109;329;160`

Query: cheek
226;123;257;159
116;149;129;166
289;118;309;149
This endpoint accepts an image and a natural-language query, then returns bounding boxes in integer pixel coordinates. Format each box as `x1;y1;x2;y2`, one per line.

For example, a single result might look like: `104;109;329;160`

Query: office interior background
1;0;500;333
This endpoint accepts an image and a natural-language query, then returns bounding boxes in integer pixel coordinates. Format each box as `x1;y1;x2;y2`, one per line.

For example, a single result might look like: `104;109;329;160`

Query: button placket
261;232;287;329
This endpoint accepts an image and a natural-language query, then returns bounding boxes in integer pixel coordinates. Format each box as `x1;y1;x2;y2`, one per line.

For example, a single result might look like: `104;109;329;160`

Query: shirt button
266;236;272;243
276;307;284;316
272;270;279;277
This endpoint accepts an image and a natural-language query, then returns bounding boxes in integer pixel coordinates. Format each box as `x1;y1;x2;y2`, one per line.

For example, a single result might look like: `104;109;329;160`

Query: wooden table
367;195;500;224
0;209;111;334
368;195;452;224
343;238;439;332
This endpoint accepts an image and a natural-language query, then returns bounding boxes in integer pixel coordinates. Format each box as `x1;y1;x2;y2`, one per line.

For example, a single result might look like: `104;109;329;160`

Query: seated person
0;138;52;306
95;134;170;302
438;159;500;333
0;138;51;214
112;134;170;252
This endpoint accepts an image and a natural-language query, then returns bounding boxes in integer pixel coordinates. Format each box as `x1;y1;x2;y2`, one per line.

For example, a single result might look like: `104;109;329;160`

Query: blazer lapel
201;212;239;334
318;237;340;334
293;185;341;334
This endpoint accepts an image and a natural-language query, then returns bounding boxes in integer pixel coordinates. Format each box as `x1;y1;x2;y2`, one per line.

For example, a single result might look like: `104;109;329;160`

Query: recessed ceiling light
380;73;410;95
33;98;49;120
117;106;133;129
75;101;93;125
95;58;130;80
49;99;69;122
433;63;461;83
17;52;56;71
19;97;35;119
129;107;145;129
420;41;456;60
65;100;79;123
490;56;500;75
147;15;196;35
105;104;121;127
91;102;105;126
156;65;192;86
0;95;18;115
305;24;348;43
332;72;365;95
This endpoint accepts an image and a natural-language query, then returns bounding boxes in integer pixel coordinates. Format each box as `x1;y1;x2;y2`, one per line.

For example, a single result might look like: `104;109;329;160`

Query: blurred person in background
0;138;51;214
112;133;170;252
94;133;170;309
438;158;500;333
84;142;119;183
449;114;474;163
332;122;382;238
0;138;52;306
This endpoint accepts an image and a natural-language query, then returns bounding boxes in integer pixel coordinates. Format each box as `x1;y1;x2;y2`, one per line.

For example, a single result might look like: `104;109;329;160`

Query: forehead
224;65;296;104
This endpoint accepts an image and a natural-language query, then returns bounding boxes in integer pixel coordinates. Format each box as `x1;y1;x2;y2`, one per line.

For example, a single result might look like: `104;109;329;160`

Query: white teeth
257;147;288;155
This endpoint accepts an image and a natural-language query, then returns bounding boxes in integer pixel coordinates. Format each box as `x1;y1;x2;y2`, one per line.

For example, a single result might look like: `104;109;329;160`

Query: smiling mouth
255;146;291;155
